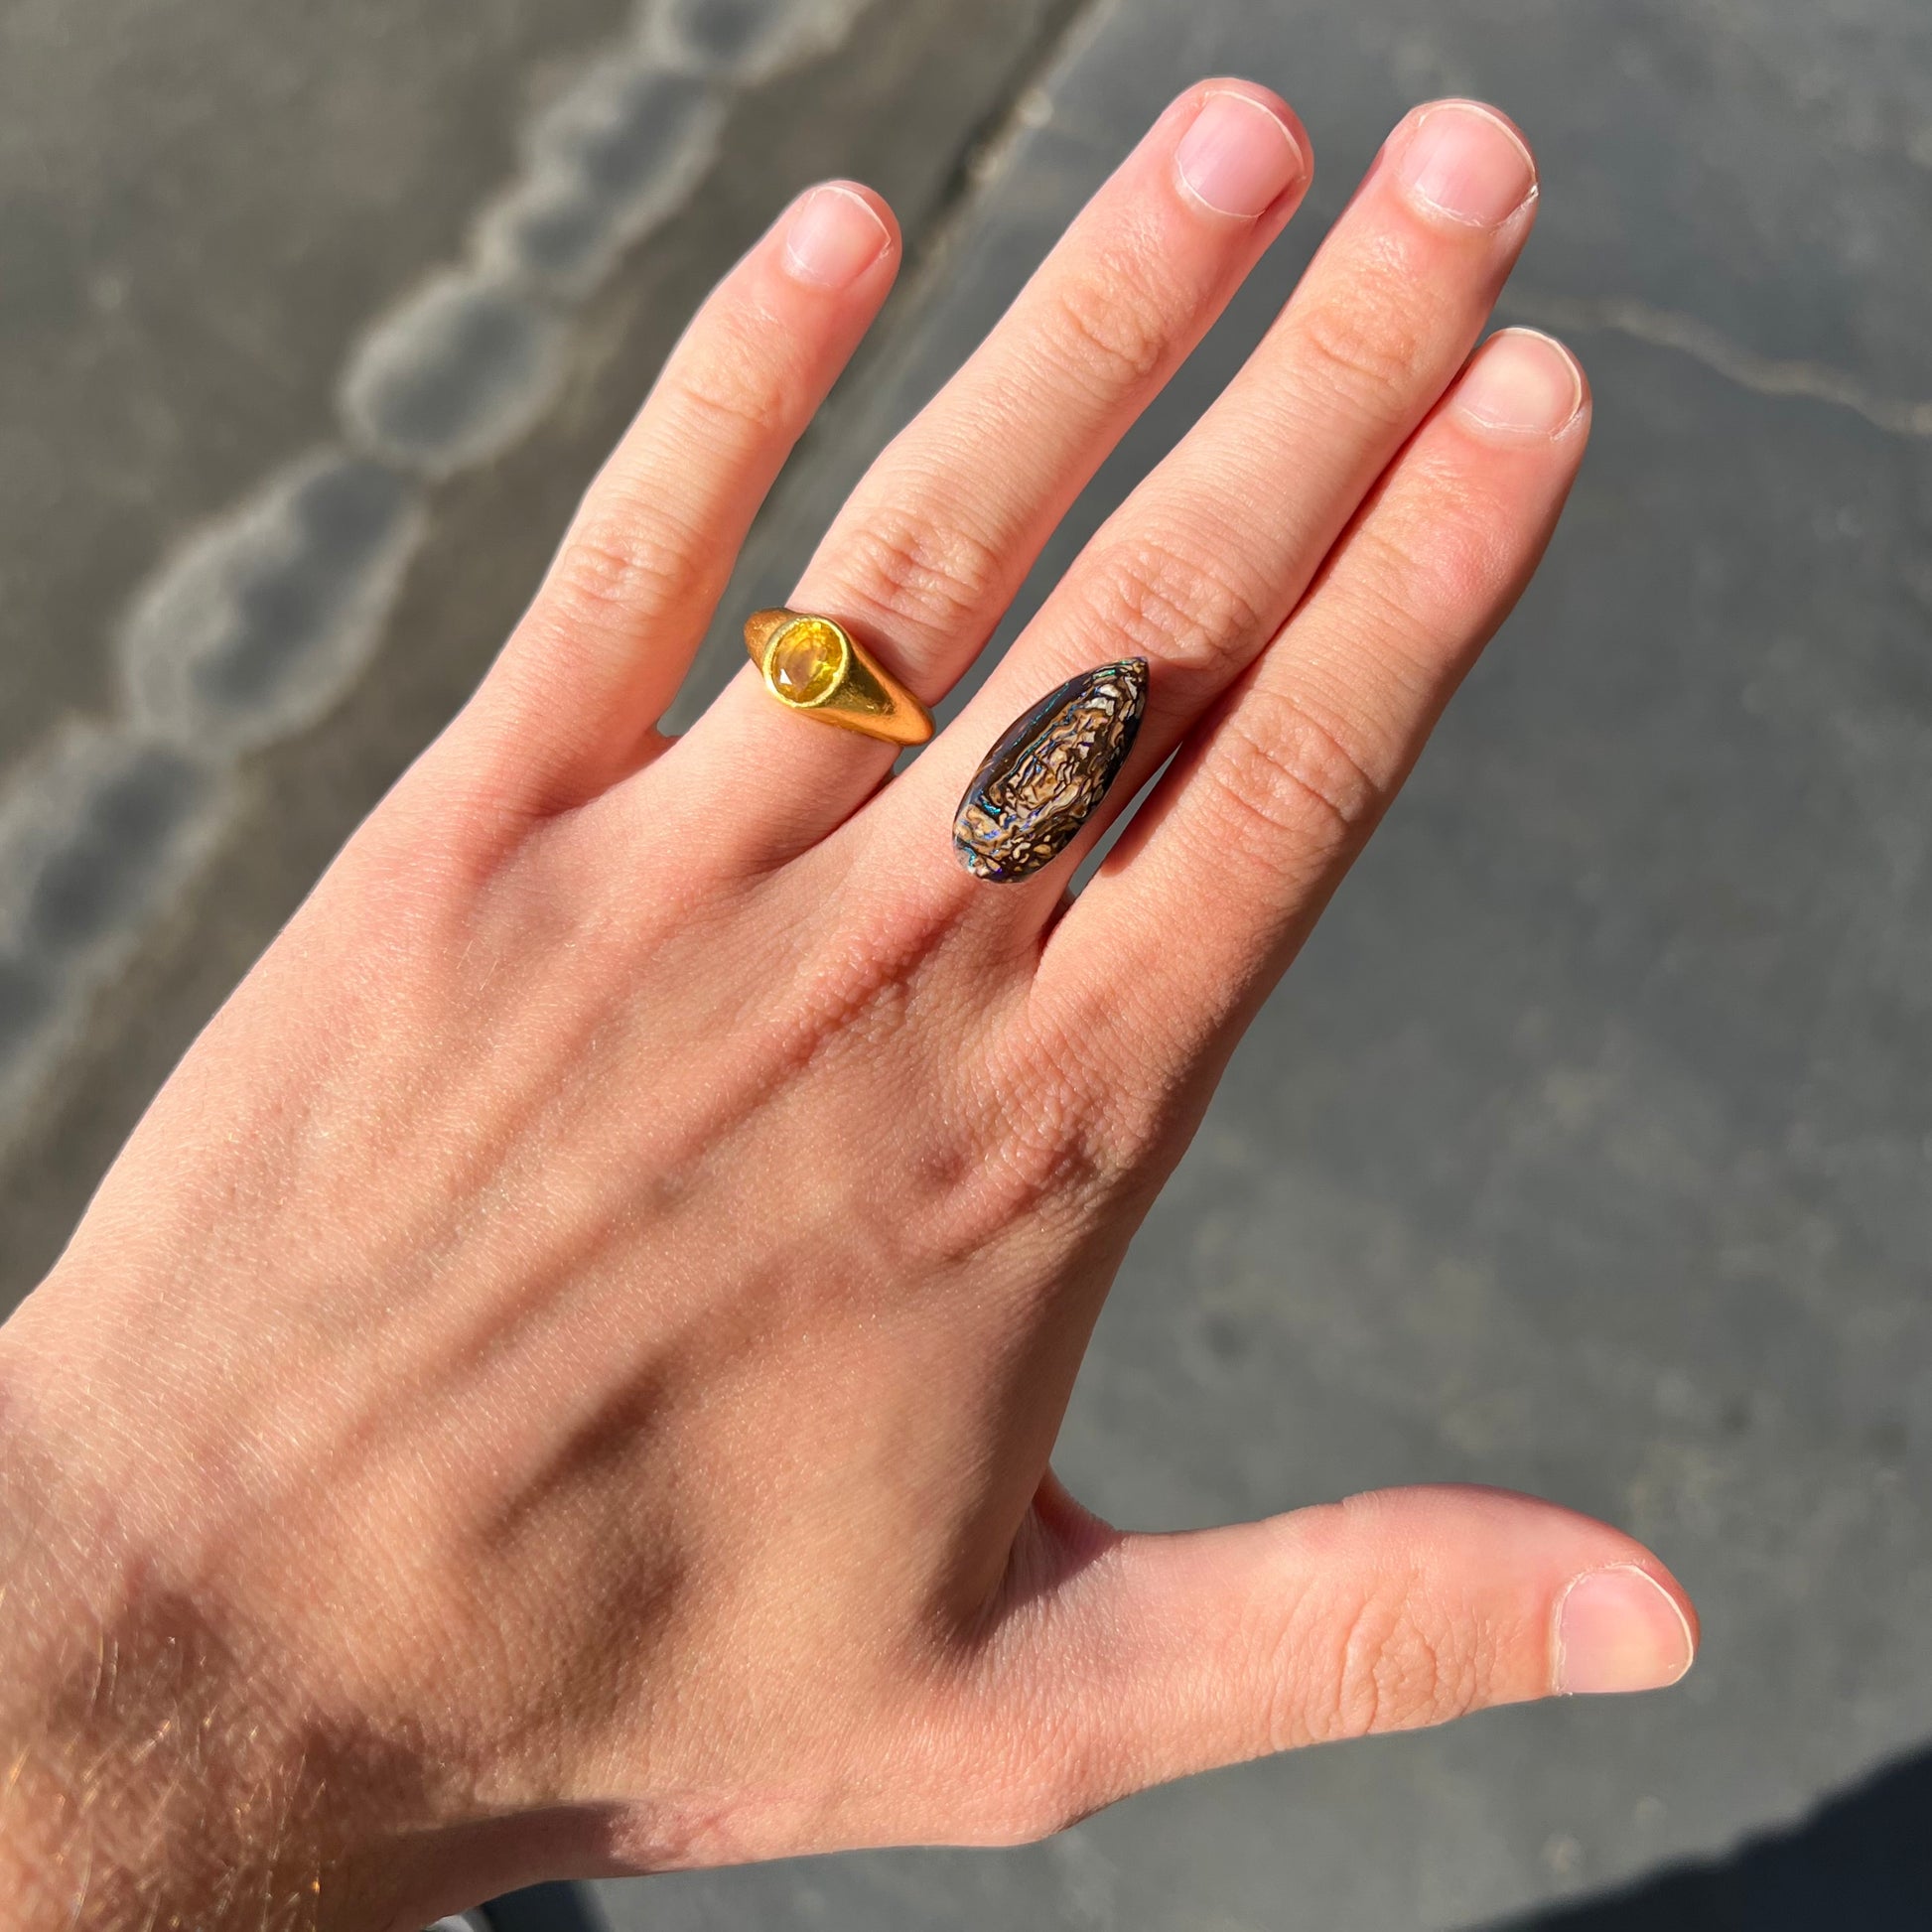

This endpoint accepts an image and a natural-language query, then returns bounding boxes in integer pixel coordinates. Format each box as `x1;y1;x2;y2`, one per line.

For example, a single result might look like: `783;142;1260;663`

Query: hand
0;81;1695;1931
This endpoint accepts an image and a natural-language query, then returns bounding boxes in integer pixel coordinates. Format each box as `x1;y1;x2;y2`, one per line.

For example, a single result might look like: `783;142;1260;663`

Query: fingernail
1454;329;1586;437
1174;90;1306;218
1554;1567;1696;1695
1395;100;1537;227
784;185;891;290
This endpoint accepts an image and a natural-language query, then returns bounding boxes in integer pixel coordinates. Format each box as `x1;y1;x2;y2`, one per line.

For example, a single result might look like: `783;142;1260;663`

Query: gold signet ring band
744;609;933;748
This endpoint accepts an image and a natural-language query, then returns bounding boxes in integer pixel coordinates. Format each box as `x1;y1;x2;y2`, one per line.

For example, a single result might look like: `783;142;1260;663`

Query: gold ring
744;609;933;747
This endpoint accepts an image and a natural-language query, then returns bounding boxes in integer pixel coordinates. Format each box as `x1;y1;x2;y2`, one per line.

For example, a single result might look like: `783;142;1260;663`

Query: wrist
0;1277;586;1931
0;1326;382;1930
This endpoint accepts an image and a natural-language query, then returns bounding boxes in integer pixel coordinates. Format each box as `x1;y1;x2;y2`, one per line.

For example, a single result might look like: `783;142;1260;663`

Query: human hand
0;81;1695;1931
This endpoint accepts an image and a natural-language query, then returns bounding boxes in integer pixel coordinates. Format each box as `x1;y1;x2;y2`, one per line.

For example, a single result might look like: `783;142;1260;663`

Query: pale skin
0;82;1698;1930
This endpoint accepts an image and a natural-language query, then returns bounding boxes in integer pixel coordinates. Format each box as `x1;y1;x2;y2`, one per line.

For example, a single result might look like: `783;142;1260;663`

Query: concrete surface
3;0;1931;1927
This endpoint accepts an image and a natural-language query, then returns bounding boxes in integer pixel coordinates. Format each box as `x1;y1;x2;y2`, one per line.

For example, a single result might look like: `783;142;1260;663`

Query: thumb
984;1482;1696;1830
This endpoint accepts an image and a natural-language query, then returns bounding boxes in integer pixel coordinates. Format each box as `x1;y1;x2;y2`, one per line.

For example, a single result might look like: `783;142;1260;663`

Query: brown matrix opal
952;659;1149;882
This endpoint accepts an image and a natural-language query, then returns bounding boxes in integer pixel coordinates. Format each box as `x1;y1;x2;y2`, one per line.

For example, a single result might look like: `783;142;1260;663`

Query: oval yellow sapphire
767;617;845;705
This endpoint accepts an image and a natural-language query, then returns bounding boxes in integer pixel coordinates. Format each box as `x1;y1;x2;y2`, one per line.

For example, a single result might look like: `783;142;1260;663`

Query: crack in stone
1506;290;1932;440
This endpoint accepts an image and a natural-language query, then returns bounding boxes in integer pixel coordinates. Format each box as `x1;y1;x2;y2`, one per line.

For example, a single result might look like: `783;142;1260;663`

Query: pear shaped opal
953;658;1148;882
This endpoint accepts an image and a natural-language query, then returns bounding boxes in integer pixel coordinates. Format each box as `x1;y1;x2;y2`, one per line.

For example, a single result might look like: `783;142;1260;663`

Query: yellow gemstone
769;618;844;705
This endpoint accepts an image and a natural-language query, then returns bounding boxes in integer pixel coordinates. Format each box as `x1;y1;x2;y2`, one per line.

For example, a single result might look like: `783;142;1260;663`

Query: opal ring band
745;608;933;747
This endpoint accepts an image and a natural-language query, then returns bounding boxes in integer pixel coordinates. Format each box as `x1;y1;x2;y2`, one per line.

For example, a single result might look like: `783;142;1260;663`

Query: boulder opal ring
744;608;933;747
953;659;1149;883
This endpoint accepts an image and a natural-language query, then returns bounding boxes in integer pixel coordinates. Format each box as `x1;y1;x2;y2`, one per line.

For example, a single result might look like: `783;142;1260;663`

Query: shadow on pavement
479;1881;606;1932
1489;1741;1932;1930
470;1742;1932;1932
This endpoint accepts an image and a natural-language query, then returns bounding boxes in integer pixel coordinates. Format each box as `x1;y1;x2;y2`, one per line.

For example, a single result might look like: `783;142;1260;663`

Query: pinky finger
459;182;901;814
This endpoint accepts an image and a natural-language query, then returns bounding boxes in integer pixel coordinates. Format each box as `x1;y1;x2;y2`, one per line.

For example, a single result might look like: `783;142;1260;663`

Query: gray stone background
4;0;1931;1926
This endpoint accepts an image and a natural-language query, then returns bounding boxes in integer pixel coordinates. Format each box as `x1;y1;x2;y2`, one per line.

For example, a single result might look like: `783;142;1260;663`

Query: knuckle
990;1104;1101;1225
1063;1039;1189;1185
667;322;798;443
837;505;1007;643
1283;1591;1391;1746
1008;1016;1149;1200
926;1053;1117;1267
538;513;708;639
1083;534;1267;681
1328;1592;1482;1741
1293;240;1431;407
1356;483;1504;621
976;1783;1099;1849
535;305;808;637
1045;255;1178;398
1022;974;1198;1185
1205;687;1384;871
1081;1084;1166;1186
950;1674;1116;1846
1270;1580;1483;1749
985;1759;1105;1847
1016;1725;1120;1844
1024;1783;1105;1844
